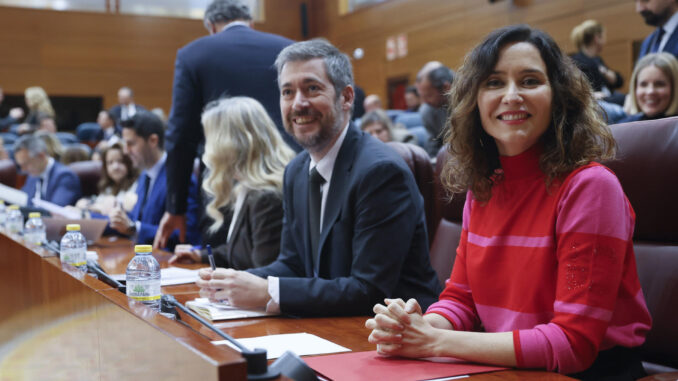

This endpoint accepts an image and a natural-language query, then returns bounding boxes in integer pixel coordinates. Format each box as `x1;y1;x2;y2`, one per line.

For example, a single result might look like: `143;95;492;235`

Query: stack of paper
186;298;278;321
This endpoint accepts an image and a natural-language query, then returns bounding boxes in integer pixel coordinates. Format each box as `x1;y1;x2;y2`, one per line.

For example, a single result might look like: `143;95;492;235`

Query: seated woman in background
17;86;56;135
569;20;624;104
617;52;678;123
74;142;138;215
169;97;295;270
366;25;651;380
360;109;416;144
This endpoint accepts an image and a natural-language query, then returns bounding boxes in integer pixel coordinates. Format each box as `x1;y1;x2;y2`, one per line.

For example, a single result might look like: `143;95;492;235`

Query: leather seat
428;146;466;286
606;117;678;376
68;160;102;197
0;159;17;187
386;141;435;244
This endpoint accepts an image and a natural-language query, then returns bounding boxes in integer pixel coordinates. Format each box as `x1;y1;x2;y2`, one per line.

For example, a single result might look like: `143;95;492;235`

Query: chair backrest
386;142;435;244
385;109;404;122
606;117;678;373
0;159;17;187
55;132;79;145
68;160;102;197
394;112;424;129
62;143;92;165
428;146;467;285
76;122;103;142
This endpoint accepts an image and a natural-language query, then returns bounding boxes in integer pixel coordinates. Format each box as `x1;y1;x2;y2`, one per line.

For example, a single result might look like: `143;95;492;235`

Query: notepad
186;298;278;321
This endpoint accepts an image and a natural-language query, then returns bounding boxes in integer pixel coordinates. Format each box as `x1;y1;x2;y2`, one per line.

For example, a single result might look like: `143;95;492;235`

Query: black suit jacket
200;190;283;270
249;125;442;316
165;25;297;214
108;104;147;125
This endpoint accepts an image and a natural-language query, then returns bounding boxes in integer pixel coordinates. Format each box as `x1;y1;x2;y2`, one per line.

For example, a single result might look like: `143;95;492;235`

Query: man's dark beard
640;9;671;27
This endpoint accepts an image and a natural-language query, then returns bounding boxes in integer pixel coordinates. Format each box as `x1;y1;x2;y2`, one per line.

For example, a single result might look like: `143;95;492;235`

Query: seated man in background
197;39;441;316
108;111;200;249
416;61;454;155
14;134;81;206
363;94;383;113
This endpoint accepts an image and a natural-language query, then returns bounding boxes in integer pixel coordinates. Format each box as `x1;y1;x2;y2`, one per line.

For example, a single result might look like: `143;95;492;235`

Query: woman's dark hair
441;24;615;202
98;142;138;194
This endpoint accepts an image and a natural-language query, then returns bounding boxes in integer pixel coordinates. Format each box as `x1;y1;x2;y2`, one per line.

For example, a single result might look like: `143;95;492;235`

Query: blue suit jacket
23;161;81;206
165;25;297;215
639;27;678;60
249;125;442;316
129;160;201;248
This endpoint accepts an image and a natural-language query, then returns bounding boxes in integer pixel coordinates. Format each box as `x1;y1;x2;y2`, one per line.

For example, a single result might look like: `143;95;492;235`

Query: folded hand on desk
196;268;270;309
366;298;451;359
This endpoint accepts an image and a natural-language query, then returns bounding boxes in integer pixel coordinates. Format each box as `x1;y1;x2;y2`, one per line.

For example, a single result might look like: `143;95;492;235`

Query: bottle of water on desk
24;212;46;247
5;205;24;236
60;224;87;271
126;244;161;312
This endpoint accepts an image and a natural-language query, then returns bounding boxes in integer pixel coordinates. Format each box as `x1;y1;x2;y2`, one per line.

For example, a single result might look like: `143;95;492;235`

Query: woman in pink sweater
366;25;652;380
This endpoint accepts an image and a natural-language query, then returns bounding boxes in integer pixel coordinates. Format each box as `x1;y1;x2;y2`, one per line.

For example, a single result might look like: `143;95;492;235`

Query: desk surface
87;236;572;381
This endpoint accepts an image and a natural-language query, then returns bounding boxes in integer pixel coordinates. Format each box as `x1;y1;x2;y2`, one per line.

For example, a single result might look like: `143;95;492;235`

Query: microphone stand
161;295;281;381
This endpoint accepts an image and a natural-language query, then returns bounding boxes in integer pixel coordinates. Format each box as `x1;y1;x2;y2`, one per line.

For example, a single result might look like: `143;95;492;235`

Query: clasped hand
196;268;270;309
365;298;439;358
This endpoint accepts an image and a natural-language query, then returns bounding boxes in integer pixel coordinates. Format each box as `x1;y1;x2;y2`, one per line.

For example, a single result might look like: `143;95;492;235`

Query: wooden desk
0;233;573;380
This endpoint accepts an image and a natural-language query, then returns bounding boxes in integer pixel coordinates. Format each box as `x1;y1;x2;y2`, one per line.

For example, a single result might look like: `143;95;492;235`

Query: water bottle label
61;248;86;266
24;232;45;245
126;280;161;301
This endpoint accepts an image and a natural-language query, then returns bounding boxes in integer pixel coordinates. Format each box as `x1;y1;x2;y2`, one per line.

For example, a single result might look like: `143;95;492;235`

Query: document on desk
0;183;28;206
186;297;278;321
303;350;507;381
110;267;201;286
213;332;350;359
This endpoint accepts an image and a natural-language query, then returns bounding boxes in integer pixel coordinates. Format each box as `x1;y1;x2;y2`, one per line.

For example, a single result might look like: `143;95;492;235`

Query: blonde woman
24;86;55;124
619;52;678;123
569;20;623;102
169;97;295;270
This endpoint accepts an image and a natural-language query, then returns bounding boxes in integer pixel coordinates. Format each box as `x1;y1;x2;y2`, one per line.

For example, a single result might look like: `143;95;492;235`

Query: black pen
207;244;216;270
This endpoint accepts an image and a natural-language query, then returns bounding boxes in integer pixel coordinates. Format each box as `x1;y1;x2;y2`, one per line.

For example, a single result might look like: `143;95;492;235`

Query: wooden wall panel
0;1;304;115
308;0;654;104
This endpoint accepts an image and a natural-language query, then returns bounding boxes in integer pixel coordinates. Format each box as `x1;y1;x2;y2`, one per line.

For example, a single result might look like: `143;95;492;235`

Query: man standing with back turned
197;39;442;316
155;0;297;248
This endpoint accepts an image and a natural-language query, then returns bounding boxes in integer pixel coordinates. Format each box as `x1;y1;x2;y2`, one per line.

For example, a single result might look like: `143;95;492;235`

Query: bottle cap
66;224;81;231
29;212;41;218
134;245;152;253
8;205;19;210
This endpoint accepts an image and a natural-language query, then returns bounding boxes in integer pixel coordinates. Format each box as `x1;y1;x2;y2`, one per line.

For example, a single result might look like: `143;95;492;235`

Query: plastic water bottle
24;212;46;247
0;200;6;230
126;244;161;311
5;205;24;236
60;224;87;271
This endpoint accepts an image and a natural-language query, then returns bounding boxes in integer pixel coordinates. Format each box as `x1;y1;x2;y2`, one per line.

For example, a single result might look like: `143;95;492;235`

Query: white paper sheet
111;267;200;286
0;183;28;206
213;332;351;359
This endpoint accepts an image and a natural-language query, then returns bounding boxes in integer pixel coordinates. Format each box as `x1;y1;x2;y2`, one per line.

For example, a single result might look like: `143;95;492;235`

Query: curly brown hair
441;24;615;202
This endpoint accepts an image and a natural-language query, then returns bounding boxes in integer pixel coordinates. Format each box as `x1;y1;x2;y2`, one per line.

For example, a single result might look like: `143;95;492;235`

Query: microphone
86;259;126;293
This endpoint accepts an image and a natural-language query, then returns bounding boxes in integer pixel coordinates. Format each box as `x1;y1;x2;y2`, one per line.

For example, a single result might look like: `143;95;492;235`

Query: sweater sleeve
425;192;480;331
514;165;647;374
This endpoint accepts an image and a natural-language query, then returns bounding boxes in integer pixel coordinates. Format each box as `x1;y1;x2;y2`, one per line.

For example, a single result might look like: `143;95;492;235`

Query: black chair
76;122;103;143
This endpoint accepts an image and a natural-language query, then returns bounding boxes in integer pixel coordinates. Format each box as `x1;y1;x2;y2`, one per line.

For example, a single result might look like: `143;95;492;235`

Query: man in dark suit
14;134;81;206
108;86;146;126
155;0;298;248
197;39;441;316
108;111;200;249
637;0;678;59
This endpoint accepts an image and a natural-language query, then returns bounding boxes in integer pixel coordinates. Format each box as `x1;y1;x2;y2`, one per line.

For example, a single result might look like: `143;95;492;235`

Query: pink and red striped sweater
426;145;652;374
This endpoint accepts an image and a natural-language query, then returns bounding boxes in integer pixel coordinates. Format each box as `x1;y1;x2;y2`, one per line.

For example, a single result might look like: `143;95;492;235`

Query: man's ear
147;133;159;148
341;85;355;111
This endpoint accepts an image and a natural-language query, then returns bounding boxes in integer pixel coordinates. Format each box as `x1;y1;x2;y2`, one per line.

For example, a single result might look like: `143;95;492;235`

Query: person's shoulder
562;163;623;195
355;131;410;174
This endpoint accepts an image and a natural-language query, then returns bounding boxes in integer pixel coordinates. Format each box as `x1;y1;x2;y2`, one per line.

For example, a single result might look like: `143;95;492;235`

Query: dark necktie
138;173;151;220
308;167;326;270
652;28;666;53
